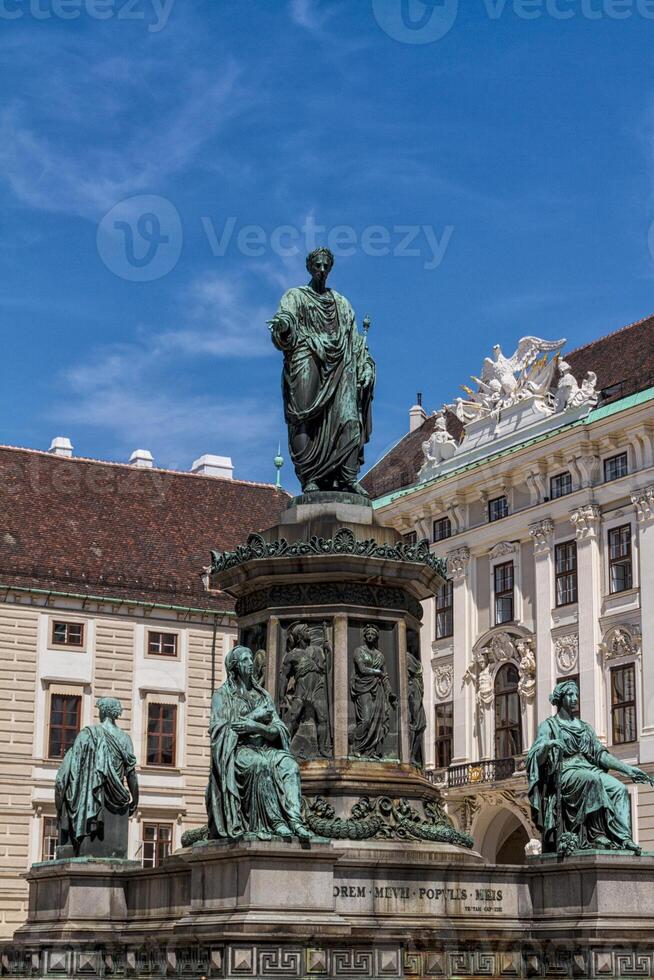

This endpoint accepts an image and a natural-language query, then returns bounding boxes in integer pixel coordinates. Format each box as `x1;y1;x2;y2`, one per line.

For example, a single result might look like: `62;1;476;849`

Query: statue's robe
527;715;633;851
55;722;136;850
350;647;393;758
206;678;303;839
407;651;426;767
271;286;375;489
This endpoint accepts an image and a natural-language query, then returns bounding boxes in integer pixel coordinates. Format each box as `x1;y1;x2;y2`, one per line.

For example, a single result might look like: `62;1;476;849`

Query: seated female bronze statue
206;645;311;841
527;679;653;854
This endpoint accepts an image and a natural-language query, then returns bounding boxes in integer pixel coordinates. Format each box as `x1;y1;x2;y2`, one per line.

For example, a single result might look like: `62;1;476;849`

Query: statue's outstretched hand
629;766;654;785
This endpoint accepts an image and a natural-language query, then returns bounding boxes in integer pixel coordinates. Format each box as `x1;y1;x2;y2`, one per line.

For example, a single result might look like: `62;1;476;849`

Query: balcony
446;757;516;788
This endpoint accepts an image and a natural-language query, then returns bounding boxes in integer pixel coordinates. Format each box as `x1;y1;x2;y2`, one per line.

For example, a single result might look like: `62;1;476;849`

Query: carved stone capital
570;504;601;539
529;519;554;555
446;546;470;581
632;485;654;525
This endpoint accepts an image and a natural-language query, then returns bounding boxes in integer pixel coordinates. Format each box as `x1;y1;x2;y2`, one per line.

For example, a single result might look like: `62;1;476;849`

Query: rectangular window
433;517;452;543
611;665;637;745
42;816;58;861
555;541;578;606
608;525;633;594
494;561;514;625
146;703;177;767
604;452;628;483
142;822;173;868
48;693;81;759
435;702;453;769
52;621;84;647
402;531;417;546
488;496;509;523
435;581;454;639
550;471;572;499
147;631;178;657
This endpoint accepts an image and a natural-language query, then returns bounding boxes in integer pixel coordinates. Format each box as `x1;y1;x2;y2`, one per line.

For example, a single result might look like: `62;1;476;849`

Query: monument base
5;840;654;979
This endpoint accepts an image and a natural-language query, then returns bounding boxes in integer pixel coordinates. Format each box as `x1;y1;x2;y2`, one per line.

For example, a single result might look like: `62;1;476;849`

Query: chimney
190;454;234;480
129;449;154;468
409;392;427;433
48;436;74;458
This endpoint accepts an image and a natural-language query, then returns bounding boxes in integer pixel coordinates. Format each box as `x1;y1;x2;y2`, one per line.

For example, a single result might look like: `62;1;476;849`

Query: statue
419;411;457;475
349;625;397;759
527;680;654;855
206;645;311;841
279;622;332;760
54;697;138;859
268;248;376;495
552;360;598;413
406;633;426;768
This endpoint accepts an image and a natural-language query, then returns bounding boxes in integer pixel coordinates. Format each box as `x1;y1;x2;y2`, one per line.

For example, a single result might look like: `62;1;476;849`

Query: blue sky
1;0;654;493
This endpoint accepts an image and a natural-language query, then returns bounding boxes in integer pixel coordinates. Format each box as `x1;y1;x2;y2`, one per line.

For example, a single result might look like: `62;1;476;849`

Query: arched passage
473;806;530;865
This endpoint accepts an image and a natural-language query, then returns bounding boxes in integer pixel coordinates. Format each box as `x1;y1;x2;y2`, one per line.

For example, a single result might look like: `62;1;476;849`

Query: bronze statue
350;625;397;759
269;248;375;495
527;679;654;855
280;622;332;759
406;633;426;768
206;645;311;841
54;696;138;859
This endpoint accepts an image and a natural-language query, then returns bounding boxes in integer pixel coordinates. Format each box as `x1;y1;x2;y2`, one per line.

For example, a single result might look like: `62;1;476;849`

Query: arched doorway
475;806;530;865
494;663;522;758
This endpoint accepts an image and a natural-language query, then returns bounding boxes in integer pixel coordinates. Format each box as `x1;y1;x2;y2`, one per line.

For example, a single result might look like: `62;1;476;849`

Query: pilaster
632;487;654;761
447;546;472;764
570;504;602;734
332;613;349;760
528;519;554;723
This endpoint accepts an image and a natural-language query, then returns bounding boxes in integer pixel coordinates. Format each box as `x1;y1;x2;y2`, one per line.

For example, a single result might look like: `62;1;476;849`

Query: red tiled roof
362;314;654;500
0;447;290;613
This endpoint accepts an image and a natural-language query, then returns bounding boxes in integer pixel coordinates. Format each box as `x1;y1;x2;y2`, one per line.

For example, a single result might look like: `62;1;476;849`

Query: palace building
363;314;654;863
0;444;287;937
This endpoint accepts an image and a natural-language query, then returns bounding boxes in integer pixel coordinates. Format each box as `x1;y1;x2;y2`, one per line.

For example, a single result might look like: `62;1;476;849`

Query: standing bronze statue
527;680;654;855
269;248;375;495
406;634;427;769
280;622;332;760
206;646;311;841
350;625;397;760
54;696;138;859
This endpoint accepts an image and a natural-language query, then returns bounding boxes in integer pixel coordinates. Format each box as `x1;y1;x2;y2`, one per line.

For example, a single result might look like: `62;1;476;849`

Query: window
42;816;58;861
608;525;633;594
52;621;84;647
142;822;173;868
433;517;452;543
494;561;514;625
550;471;572;499
402;531;417;546
555;541;578;606
488;496;509;523
147;631;178;657
611;665;637;745
435;581;453;639
494;663;523;758
604;452;628;483
434;702;453;769
557;674;580;717
146;703;177;767
48;693;81;759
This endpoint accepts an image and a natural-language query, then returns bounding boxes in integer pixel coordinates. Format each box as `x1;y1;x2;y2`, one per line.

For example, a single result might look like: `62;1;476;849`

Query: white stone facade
374;344;654;862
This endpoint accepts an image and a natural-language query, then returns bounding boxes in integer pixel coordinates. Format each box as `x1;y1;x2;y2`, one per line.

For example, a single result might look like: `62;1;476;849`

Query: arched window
494;663;522;758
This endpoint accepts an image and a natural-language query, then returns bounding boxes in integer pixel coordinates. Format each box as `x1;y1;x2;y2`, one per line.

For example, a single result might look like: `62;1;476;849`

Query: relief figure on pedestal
54;696;138;859
527;679;654;855
206;645;311;841
280;621;332;760
406;631;426;768
268;248;375;495
350;625;397;759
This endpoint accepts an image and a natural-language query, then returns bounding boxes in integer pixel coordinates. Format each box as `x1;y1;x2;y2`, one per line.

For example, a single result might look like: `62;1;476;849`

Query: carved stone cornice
570;504;601;539
529;519;554;555
488;540;518;561
446;546;470;581
632;486;654;525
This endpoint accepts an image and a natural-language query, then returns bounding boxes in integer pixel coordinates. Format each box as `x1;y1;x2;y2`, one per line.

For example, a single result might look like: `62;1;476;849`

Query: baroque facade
364;314;654;861
0;443;287;937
